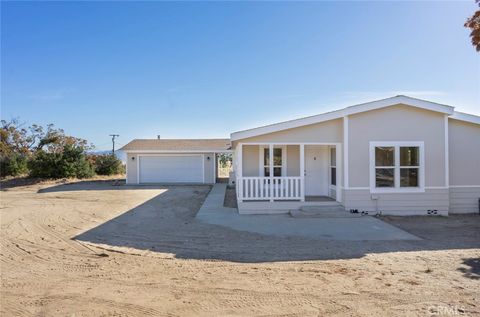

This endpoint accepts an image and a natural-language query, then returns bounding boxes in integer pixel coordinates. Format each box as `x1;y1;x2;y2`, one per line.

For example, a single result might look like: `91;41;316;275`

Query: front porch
235;143;343;213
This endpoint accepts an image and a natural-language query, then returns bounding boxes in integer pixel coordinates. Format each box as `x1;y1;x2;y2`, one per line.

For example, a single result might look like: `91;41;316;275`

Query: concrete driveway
196;184;419;241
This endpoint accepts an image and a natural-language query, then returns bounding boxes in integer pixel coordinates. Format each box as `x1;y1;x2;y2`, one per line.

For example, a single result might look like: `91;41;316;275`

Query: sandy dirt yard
1;179;479;316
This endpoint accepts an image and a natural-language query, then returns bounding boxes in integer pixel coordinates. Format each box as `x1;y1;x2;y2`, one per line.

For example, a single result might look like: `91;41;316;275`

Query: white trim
444;114;449;187
125;154;129;184
343;116;349;189
123;150;232;153
230;95;455;141
329;146;337;188
300;144;305;202
346;185;477;190
240;142;340;145
202;154;205;183
136;154;205;184
336;144;342;202
136;154;139;184
345;187;370;190
369;141;425;194
450;111;480;125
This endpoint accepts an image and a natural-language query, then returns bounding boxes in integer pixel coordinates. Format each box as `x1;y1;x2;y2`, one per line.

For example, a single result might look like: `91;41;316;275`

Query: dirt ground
1;179;479;316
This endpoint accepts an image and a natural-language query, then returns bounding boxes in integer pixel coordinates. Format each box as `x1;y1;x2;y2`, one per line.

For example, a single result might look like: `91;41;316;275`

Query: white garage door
139;155;204;183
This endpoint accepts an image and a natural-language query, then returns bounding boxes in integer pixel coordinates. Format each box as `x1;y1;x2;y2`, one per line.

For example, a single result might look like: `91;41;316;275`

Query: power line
109;134;119;155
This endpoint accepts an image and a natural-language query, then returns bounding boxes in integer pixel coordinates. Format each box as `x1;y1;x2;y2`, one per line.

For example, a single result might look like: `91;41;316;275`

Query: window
370;142;424;192
330;147;336;186
262;147;284;177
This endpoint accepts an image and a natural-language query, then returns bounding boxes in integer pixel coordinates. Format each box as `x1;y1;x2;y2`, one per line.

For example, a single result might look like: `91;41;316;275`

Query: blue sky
2;1;479;150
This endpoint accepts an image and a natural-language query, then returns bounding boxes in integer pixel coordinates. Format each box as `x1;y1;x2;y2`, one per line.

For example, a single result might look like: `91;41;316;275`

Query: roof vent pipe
157;135;161;140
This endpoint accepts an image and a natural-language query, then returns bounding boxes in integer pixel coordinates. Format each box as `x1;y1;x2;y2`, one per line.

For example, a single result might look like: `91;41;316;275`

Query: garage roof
120;139;231;152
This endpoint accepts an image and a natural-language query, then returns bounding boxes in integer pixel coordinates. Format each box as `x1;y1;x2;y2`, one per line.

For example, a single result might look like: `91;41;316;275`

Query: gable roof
120;139;231;152
231;95;455;141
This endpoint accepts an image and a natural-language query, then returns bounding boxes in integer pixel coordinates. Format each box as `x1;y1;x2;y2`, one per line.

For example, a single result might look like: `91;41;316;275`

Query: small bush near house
29;144;95;179
92;154;125;175
0;153;29;177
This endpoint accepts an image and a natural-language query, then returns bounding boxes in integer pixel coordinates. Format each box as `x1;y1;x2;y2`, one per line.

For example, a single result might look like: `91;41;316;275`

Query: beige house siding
233;118;343;144
448;119;480;186
286;145;300;176
448;119;480;213
125;152;215;184
348;104;446;188
449;187;480;214
344;188;450;216
242;145;260;176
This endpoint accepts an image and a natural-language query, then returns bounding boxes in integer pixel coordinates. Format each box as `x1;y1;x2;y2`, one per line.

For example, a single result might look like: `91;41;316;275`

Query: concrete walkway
196;184;419;241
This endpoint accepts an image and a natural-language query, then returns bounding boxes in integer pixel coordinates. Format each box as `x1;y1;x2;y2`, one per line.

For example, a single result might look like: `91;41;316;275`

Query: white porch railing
237;177;303;201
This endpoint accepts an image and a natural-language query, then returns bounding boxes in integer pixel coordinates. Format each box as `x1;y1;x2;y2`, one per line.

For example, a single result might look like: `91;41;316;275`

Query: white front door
304;146;328;196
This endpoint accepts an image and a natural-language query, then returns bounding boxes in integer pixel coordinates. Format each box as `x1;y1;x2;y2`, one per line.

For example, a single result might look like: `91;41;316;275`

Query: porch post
269;143;274;202
300;144;305;202
336;144;342;203
237;143;243;202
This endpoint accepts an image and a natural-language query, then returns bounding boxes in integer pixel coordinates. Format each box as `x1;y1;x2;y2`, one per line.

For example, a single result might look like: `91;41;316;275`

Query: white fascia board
345;95;454;117
231;108;346;141
123;150;232;153
231;95;455;141
450;111;480;125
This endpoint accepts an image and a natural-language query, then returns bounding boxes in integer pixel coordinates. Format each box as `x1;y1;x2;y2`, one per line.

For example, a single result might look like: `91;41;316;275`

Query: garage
121;138;231;185
139;155;204;183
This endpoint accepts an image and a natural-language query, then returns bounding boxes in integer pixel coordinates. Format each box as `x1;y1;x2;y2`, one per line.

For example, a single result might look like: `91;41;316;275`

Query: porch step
290;205;363;218
300;205;345;212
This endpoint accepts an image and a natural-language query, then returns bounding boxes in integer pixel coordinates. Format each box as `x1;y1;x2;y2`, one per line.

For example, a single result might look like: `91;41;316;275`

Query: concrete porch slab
196;184;419;241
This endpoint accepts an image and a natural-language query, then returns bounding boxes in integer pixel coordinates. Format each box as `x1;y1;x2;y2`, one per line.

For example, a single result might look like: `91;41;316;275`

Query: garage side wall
126;153;138;184
203;153;215;184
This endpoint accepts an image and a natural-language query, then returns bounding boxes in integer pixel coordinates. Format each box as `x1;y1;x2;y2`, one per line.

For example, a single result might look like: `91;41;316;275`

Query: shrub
0;153;29;177
92;154;125;175
29;144;95;179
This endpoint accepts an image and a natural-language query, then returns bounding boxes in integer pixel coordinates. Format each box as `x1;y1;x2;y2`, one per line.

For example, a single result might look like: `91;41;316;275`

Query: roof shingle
119;139;231;152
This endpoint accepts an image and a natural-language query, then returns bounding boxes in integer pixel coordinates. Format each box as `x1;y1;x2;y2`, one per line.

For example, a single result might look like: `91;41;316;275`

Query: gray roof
120;139;231;152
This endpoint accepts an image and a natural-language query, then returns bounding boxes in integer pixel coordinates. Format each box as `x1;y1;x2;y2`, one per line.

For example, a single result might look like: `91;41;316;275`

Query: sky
1;1;479;151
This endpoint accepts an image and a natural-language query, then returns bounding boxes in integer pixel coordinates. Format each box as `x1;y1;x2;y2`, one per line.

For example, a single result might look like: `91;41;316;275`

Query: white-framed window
369;141;425;193
260;145;286;177
330;147;336;187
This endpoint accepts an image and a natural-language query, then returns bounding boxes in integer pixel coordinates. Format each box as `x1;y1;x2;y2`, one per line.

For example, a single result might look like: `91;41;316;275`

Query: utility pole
109;134;119;155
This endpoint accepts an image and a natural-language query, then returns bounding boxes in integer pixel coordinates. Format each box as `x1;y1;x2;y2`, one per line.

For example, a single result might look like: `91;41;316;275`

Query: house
121;95;480;216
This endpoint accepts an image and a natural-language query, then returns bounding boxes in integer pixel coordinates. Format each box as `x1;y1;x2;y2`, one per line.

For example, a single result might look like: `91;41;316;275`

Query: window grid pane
263;148;269;166
375;147;395;166
330;148;336;166
376;168;395;187
400;147;419;167
331;167;336;186
400;168;419;187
